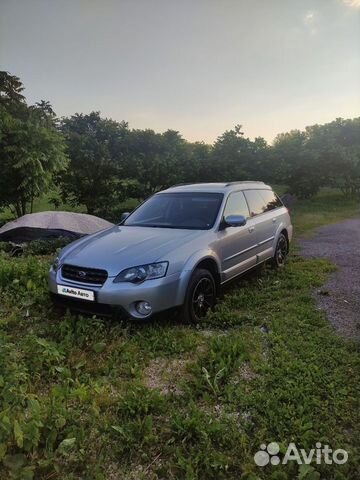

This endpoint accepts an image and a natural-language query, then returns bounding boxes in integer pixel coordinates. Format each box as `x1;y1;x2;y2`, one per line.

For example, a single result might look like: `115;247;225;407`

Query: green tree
273;118;360;198
305;118;360;194
211;125;270;182
127;129;186;196
272;130;321;198
0;72;67;217
0;71;25;112
183;141;212;183
58;112;132;217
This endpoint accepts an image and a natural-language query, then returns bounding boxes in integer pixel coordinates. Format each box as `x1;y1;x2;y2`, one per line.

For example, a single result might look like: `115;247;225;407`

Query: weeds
0;192;359;479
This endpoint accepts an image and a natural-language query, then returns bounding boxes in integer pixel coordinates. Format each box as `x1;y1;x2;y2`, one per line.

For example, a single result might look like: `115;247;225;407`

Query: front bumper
48;267;188;319
50;292;129;318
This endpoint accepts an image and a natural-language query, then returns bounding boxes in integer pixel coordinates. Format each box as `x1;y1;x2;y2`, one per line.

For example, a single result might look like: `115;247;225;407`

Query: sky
1;0;359;144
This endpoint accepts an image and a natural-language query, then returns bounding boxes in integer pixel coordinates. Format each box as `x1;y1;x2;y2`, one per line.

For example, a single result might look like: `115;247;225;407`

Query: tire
180;268;217;324
272;233;288;268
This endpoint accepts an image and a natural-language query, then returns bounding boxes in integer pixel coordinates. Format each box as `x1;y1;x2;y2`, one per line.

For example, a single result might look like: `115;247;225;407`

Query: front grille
61;264;108;285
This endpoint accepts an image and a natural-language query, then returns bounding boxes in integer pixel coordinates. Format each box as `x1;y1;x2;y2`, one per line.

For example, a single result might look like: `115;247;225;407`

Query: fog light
135;301;152;316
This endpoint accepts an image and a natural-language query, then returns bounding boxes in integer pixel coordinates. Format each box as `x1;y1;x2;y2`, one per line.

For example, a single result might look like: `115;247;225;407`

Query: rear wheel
273;233;288;268
180;268;216;324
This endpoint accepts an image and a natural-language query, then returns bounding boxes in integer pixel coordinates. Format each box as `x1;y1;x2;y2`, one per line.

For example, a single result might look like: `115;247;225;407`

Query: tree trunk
9;205;18;218
20;198;27;216
14;202;22;218
87;204;95;215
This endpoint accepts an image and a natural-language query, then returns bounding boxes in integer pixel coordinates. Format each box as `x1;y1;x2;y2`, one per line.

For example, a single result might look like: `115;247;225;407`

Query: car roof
161;181;271;194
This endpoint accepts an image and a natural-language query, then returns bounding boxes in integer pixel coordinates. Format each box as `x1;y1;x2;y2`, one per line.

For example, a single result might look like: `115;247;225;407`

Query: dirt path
299;217;360;340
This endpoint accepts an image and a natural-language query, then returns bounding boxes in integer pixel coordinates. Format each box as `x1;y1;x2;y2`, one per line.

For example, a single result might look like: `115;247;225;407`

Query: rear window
244;190;266;217
259;189;283;212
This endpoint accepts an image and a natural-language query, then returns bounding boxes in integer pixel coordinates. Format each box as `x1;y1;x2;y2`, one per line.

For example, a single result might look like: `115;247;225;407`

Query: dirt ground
299;217;360;340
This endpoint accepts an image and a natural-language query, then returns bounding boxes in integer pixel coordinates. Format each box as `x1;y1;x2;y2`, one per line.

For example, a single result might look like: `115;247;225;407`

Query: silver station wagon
49;182;292;322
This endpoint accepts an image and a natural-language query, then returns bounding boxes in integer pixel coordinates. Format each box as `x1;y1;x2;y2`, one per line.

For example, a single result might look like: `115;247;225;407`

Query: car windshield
123;192;224;230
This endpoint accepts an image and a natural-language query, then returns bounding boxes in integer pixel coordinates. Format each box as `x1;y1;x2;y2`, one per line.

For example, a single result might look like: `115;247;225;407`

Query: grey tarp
0;211;114;242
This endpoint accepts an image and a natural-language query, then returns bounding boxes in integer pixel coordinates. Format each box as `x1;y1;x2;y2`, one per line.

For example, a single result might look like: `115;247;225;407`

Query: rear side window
244;190;267;217
223;191;250;218
259;189;283;212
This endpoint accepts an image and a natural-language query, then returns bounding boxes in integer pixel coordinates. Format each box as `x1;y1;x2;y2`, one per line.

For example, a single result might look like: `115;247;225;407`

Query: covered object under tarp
0;211;114;243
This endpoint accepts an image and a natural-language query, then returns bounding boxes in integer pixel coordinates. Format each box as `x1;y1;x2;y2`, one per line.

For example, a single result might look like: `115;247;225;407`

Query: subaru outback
49;182;292;322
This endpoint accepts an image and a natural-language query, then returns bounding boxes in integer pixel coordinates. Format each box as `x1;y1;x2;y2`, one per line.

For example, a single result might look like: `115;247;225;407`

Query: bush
24;237;74;256
0;242;12;253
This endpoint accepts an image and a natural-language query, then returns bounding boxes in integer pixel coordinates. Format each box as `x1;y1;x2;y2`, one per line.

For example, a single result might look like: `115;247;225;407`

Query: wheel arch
194;257;221;292
274;222;290;254
280;228;289;252
175;251;221;306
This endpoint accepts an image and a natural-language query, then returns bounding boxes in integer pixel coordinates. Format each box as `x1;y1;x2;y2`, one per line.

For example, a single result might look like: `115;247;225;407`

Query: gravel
299;217;360;340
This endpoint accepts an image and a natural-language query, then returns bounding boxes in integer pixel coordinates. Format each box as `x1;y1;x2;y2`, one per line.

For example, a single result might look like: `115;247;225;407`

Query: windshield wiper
125;223;172;228
126;223;201;230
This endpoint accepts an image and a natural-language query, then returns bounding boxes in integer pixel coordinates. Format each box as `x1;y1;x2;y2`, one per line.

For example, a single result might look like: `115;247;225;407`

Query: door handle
248;226;255;233
272;217;277;223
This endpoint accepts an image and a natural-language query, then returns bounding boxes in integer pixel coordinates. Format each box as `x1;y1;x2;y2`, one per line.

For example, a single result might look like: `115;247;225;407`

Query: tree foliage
0;71;25;111
57;120;191;217
211;125;270;182
273;118;360;198
58;112;131;217
1;71;359;220
0;72;67;216
127;129;188;196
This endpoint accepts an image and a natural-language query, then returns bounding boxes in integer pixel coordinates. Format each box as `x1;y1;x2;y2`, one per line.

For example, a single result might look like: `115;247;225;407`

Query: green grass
0;190;359;479
0;193;139;224
0;193;86;224
291;189;359;236
30;195;86;215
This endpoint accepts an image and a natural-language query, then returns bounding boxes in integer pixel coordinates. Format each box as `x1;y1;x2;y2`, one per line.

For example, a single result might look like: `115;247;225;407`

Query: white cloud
304;11;315;25
303;11;318;35
343;0;360;8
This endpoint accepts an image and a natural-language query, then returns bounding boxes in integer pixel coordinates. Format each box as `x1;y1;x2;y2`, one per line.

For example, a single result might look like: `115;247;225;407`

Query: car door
219;191;258;282
243;189;276;262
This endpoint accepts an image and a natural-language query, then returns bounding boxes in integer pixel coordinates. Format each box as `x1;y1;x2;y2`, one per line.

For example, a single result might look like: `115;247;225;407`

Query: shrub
24;237;73;256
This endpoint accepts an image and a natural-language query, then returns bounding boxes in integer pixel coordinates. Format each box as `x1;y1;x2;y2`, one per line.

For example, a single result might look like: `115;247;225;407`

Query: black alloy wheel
274;233;288;267
181;268;216;323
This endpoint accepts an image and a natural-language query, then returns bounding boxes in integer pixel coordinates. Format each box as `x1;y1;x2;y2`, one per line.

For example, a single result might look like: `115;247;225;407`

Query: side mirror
120;212;130;223
223;214;247;228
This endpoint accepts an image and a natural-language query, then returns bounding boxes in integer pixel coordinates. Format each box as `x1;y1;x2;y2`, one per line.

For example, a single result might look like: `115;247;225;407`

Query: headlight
52;257;60;272
113;262;168;283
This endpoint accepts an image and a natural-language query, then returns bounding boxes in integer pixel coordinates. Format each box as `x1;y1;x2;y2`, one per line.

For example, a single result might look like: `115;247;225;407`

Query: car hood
60;226;204;276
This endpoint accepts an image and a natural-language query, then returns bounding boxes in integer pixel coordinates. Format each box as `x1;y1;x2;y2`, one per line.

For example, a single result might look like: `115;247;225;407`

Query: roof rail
169;183;197;188
168;182;209;188
225;181;265;187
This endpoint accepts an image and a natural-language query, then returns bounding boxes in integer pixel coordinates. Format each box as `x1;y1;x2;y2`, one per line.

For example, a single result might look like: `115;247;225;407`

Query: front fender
174;249;221;306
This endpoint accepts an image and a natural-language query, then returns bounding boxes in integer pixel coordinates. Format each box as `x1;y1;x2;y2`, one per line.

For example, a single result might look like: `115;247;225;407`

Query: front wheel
272;233;288;268
180;268;217;324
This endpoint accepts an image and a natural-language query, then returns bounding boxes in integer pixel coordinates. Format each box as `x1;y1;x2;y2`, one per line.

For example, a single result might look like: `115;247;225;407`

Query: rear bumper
48;267;188;319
